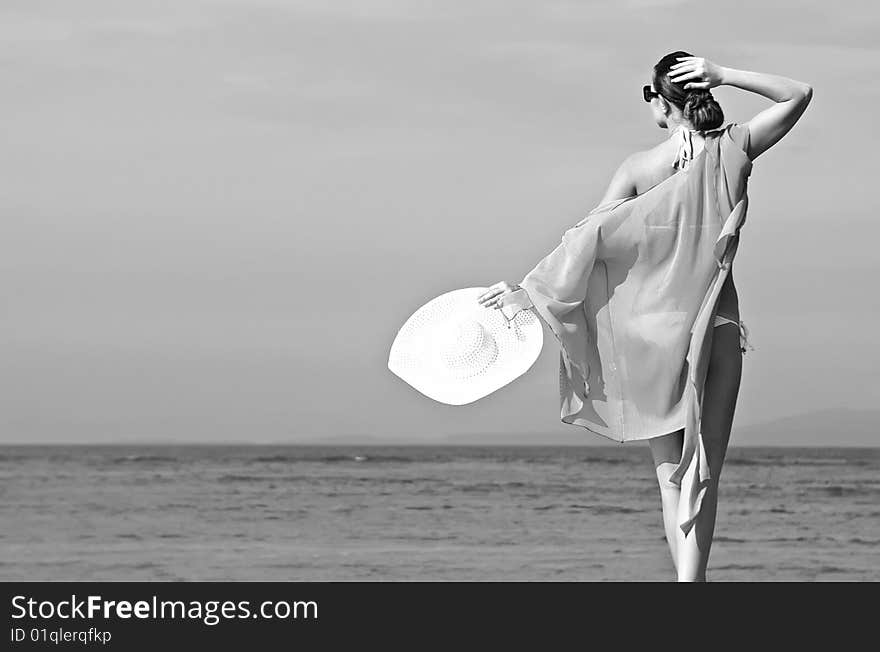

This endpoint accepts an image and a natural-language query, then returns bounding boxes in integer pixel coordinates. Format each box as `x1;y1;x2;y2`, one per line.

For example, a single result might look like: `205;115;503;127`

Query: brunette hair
652;50;724;130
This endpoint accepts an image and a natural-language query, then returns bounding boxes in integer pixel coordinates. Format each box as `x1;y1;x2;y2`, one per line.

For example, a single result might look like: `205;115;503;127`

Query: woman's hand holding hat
477;281;519;309
478;281;534;323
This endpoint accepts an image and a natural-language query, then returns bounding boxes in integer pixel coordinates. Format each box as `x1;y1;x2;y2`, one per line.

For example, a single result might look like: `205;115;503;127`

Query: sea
1;445;877;582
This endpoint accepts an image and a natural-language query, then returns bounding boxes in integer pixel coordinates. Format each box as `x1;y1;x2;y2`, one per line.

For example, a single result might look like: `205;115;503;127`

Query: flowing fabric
499;123;753;535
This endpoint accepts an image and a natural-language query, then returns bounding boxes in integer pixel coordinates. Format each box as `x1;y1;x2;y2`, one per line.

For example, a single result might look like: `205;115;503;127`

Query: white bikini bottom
713;315;754;354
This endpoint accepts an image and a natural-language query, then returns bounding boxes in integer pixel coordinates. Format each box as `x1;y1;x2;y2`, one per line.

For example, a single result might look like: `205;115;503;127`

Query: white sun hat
388;287;543;405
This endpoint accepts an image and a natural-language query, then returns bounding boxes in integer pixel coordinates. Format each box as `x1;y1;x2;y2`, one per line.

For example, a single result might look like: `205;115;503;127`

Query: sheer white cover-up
499;123;754;534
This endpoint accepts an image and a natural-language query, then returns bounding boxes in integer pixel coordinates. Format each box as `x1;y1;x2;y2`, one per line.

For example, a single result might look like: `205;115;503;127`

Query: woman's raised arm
670;57;813;160
718;66;812;160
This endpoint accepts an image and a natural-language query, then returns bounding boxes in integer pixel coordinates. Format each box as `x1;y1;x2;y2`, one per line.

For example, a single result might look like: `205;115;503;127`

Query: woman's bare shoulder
626;141;678;194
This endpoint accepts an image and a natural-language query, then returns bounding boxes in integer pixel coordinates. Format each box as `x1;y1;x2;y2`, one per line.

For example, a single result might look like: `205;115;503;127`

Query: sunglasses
643;85;662;102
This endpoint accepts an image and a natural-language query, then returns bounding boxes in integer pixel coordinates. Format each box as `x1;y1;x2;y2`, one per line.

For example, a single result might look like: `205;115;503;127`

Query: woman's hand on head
477;281;519;309
668;56;726;90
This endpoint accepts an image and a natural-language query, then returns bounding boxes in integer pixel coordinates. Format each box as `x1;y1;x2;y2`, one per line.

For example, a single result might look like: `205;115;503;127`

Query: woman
477;52;812;581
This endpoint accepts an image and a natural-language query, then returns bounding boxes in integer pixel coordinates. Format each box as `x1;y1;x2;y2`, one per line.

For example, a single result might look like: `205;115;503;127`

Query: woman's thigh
649;430;683;468
701;322;744;477
649;323;742;472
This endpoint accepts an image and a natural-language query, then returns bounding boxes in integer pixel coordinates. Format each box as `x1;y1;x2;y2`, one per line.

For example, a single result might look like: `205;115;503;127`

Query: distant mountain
732;408;879;447
372;408;878;447
431;409;879;447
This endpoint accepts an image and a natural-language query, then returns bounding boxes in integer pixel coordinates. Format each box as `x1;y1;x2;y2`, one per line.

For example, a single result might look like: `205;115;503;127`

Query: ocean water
1;445;877;582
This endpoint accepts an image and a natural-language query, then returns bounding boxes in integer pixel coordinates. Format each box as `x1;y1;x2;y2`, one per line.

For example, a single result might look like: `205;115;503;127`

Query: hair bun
684;89;712;109
683;89;724;130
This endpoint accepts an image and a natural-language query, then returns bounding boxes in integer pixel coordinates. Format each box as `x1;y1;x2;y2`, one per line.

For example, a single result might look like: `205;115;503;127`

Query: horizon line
0;441;877;448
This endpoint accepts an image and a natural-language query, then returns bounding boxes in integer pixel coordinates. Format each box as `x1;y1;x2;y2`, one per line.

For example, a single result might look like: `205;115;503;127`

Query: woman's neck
665;118;699;136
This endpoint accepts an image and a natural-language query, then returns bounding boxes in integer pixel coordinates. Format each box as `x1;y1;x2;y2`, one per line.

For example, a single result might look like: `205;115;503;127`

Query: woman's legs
649;431;684;573
675;322;743;581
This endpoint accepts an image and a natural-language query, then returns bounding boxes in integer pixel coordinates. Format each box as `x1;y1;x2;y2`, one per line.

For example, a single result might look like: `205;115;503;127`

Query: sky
2;0;879;444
